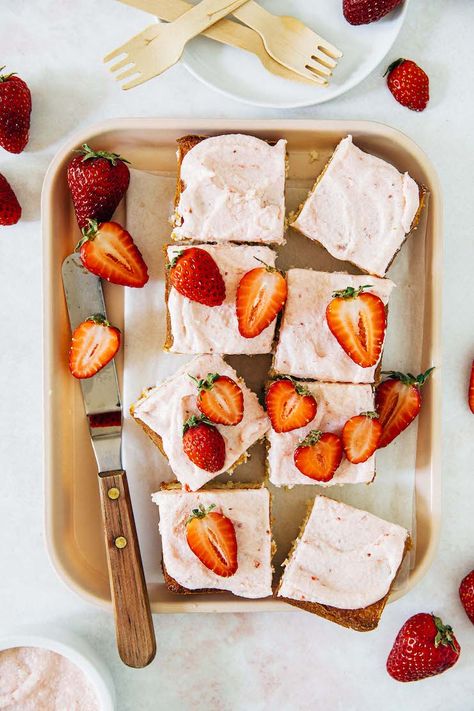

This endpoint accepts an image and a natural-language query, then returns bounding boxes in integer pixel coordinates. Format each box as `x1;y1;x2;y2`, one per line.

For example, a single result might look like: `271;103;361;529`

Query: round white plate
182;0;409;108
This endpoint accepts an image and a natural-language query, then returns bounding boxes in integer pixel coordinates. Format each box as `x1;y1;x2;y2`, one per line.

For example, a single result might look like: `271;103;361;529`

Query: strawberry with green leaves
294;430;343;482
76;219;148;287
67;144;130;229
375;368;434;447
0;67;31;154
342;411;382;463
387;613;460;682
168;248;225;306
326;285;386;368
190;373;244;426
385;59;430;112
266;378;317;433
182;415;226;472
186;503;238;577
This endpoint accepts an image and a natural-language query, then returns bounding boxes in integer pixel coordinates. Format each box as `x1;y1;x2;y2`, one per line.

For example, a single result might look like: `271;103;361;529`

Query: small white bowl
0;628;115;711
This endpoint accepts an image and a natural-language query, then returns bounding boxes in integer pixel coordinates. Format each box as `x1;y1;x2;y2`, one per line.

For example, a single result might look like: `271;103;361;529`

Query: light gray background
1;1;473;709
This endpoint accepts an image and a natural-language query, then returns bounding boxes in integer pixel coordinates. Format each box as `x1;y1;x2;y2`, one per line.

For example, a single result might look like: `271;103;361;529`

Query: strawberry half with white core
186;503;238;577
236;259;287;338
266;378;317;433
190;373;244;426
168;248;225;306
294;430;343;482
69;315;120;379
342;411;382;463
375;368;434;448
326;285;387;368
76;219;149;287
182;415;226;472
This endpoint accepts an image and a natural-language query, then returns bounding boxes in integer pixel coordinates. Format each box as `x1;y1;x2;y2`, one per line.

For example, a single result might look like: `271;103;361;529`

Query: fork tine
122;74;149;91
104;45;128;64
313;49;337;70
114;65;140;82
309;57;332;77
108;56;133;73
317;42;343;61
303;66;328;86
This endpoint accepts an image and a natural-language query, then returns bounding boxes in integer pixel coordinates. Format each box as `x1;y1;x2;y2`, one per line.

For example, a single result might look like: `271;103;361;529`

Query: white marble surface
1;1;473;709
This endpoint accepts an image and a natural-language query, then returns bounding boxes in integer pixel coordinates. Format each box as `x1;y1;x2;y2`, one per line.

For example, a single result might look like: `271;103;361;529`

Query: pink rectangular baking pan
42;119;442;613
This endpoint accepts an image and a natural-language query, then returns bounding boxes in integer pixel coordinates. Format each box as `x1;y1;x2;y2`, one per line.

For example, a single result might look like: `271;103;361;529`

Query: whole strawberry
168;247;226;306
182;415;226;472
385;59;429;112
459;569;474;624
343;0;403;25
0;173;21;225
0;67;32;154
387;613;460;682
67;144;130;229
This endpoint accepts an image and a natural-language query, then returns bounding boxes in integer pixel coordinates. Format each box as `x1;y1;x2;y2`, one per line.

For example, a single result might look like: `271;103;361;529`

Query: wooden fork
116;0;315;85
231;2;343;85
104;0;251;89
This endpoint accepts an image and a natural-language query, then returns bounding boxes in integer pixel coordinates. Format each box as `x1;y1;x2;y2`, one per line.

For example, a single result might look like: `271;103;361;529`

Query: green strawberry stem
75;218;100;250
189;372;220;392
182;414;214;434
360;411;379;419
381;367;435;388
332;285;373;299
185;503;216;525
253;257;282;274
433;615;460;653
86;314;111;327
75;143;130;165
299;429;322;448
272;375;312;397
0;66;16;82
166;249;184;270
384;58;405;77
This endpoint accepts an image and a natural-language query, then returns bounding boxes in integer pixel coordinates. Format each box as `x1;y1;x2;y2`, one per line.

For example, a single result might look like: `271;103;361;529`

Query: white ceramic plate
181;0;409;108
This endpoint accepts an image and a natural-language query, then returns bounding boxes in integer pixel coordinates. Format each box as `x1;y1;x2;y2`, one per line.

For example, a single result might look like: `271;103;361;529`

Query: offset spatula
62;253;156;669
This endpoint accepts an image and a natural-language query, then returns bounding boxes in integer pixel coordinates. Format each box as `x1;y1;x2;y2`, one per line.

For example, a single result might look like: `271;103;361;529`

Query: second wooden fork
104;0;250;89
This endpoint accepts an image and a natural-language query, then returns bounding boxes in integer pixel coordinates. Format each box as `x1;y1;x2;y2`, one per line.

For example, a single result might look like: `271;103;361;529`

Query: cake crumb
308;149;319;163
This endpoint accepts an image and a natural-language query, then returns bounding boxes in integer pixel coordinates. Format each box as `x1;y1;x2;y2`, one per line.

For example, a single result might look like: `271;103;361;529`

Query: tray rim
42;117;442;614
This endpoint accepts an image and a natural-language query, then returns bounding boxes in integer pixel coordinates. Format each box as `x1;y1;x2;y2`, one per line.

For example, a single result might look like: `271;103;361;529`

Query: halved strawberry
168;247;225;306
236;261;287;338
375;368;434;448
293;430;342;482
469;360;474;414
182;415;226;472
69;315;120;379
186;503;238;577
326;285;386;368
266;378;317;433
342;412;382;464
76;219;148;287
190;373;243;426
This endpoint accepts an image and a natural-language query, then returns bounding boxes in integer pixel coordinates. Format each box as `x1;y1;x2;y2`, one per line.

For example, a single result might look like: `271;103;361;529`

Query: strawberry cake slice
266;379;377;487
165;243;281;355
153;485;273;598
290;135;424;277
172;133;286;245
273;270;394;383
277;495;410;630
130;354;270;491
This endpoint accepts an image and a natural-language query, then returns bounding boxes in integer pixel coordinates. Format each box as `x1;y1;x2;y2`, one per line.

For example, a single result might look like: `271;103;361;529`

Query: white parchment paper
123;165;428;590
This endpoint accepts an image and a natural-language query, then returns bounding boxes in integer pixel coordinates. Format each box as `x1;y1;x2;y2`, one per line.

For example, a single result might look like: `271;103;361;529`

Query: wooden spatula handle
98;470;156;668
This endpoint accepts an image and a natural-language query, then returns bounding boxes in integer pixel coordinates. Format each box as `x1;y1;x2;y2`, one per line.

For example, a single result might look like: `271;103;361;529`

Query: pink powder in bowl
0;646;101;710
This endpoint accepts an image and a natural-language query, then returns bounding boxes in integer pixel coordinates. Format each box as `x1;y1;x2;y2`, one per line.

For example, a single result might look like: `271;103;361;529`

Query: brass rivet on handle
107;487;120;500
115;536;127;549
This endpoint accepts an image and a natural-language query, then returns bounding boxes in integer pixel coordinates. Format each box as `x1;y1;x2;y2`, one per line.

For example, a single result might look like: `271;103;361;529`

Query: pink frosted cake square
131;355;270;491
153;486;273;598
267;382;376;488
273;270;394;383
166;243;278;355
290;135;422;277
